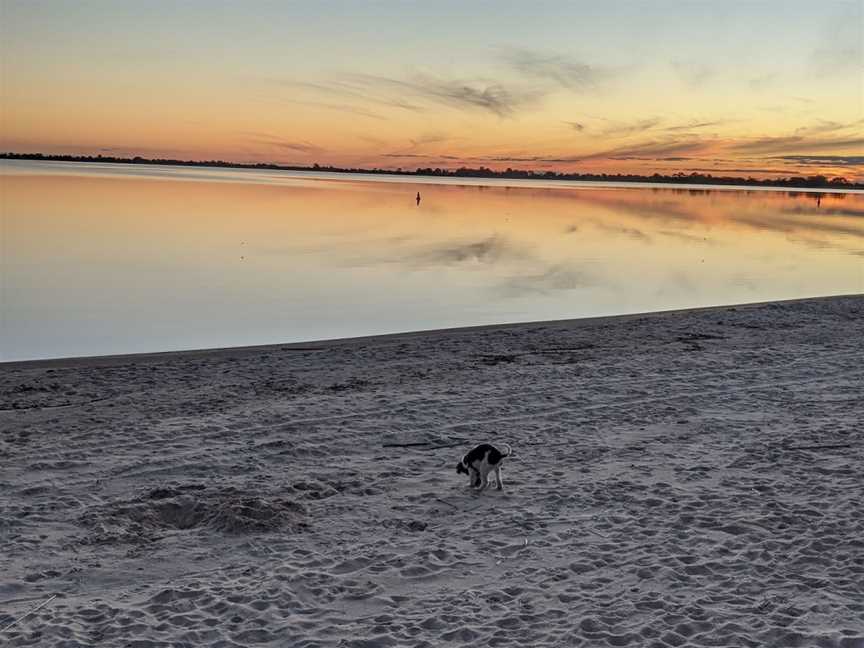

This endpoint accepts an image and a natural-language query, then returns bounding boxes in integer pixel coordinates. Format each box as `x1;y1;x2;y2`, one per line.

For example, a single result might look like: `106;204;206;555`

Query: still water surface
2;160;862;361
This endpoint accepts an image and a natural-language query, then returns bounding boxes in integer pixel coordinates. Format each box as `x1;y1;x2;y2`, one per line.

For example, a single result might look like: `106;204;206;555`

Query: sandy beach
1;295;862;647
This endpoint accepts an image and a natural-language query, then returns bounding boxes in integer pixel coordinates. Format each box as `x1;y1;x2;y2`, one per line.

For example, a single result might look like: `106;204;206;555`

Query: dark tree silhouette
1;152;860;191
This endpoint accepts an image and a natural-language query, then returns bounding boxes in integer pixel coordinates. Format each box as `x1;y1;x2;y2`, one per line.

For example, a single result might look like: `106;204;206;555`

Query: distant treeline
2;152;861;190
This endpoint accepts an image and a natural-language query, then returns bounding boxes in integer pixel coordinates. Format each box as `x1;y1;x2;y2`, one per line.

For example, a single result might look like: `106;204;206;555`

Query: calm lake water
2;160;863;361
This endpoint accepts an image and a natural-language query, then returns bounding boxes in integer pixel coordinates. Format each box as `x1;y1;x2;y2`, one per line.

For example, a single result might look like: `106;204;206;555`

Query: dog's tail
501;443;513;458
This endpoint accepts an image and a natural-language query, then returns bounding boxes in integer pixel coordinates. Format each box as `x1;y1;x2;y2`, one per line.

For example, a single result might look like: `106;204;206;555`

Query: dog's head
456;461;469;475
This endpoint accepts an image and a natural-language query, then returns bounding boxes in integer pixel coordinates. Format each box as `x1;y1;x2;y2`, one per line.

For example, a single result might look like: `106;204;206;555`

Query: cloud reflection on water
3;162;862;360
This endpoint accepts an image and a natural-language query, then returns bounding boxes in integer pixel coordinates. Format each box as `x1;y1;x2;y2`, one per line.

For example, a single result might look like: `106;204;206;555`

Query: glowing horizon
2;1;862;180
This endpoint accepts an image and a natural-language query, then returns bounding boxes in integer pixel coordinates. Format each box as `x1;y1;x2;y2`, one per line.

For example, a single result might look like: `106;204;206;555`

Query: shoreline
4;292;862;370
4;157;863;194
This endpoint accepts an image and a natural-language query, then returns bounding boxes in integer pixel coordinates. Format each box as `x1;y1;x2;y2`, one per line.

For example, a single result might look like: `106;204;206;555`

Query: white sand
1;295;862;647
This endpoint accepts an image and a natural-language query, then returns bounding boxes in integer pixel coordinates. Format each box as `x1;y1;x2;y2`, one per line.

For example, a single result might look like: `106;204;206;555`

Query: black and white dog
456;443;512;492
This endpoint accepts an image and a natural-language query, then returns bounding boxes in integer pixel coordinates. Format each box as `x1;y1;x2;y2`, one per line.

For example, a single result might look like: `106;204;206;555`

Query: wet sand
1;295;863;647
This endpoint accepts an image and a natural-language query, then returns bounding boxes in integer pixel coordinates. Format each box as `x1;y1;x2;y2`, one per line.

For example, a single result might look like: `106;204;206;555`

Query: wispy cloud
383;132;457;159
382;153;442;159
795;119;864;136
409;132;451;147
770;154;864;167
563;121;585;132
282;98;387;120
246;133;322;154
579;116;726;138
729;136;800;153
598;139;712;160
381;152;546;164
599;118;663;138
289;80;425;113
344;73;544;117
383;138;714;165
501;48;611;90
354;133;387;146
282;72;542;118
731;135;864;155
663;120;727;132
726;120;864;159
681;166;806;176
485;155;548;162
275;141;320;153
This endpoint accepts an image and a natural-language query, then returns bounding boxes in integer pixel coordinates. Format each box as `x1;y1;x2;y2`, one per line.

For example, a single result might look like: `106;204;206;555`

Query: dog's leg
469;467;481;488
477;468;490;492
494;466;503;490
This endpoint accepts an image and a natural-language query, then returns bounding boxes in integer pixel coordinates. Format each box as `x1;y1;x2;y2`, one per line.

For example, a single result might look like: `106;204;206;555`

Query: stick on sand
0;594;57;634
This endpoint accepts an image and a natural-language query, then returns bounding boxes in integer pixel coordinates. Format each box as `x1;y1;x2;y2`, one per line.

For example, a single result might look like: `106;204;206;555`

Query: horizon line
2;151;862;192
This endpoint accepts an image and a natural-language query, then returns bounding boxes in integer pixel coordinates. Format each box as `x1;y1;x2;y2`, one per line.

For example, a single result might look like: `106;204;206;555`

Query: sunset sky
2;1;862;179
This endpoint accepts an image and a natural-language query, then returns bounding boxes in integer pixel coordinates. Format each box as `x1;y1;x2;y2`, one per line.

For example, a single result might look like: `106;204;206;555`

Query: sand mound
77;487;306;546
208;495;305;534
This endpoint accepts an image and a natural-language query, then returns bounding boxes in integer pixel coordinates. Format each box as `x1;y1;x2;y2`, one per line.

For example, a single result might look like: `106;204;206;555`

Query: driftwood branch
0;594;57;634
